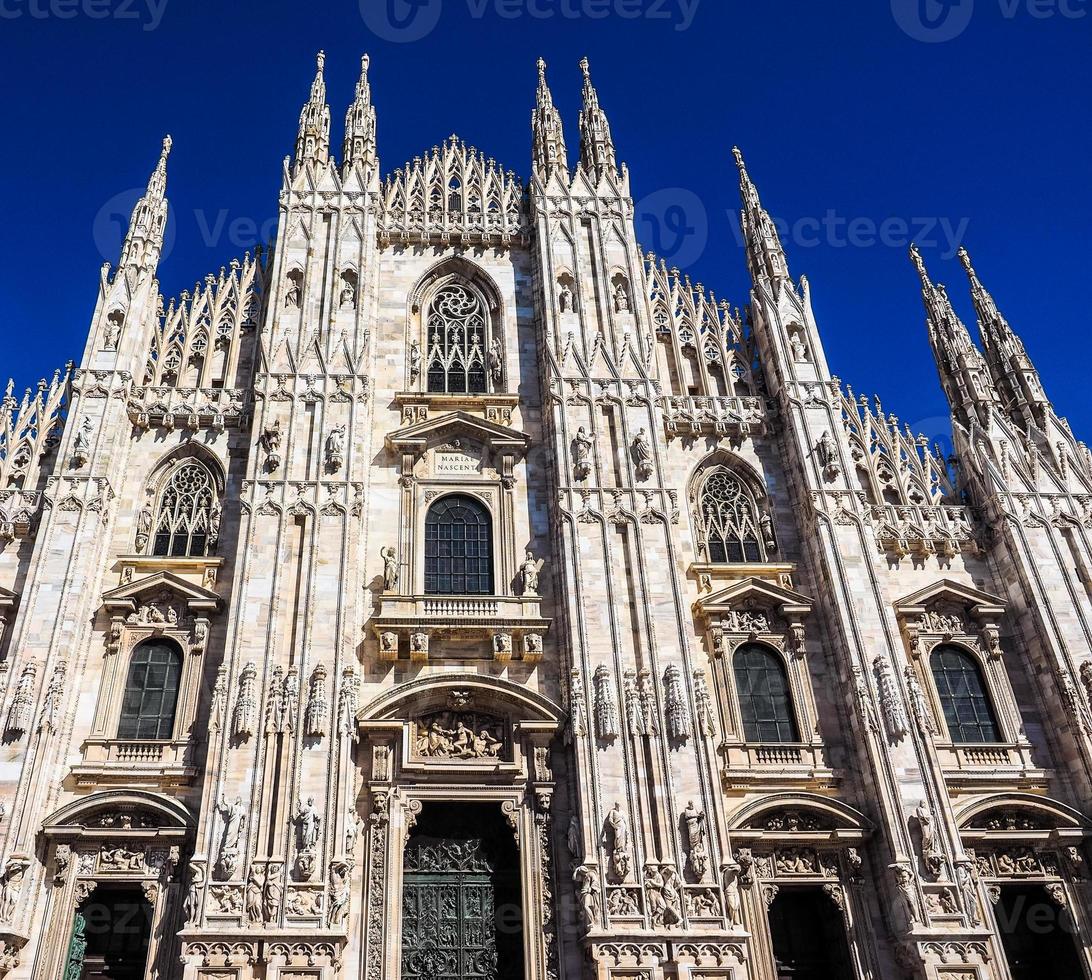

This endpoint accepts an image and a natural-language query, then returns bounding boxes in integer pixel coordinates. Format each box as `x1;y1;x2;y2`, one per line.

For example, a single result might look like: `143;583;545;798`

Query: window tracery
698;468;772;564
425;284;488;395
148;460;218;558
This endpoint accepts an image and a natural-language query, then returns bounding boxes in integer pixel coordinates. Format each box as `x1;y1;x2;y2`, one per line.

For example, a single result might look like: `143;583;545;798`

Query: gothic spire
577;57;617;182
732;147;790;283
342;54;377;175
910;244;997;428
532;58;568;182
958;246;1051;427
294;51;331;173
118;135;172;272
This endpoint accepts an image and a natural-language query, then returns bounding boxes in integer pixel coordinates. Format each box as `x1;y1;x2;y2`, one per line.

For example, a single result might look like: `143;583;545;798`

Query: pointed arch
141;444;225;558
689;450;776;564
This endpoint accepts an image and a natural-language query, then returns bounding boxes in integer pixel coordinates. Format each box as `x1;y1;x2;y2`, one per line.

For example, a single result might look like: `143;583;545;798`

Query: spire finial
532;56;568;180
295;49;332;171
578;57;617;180
117;136;172;271
343;52;377;174
909;243;929;287
580;56;591;80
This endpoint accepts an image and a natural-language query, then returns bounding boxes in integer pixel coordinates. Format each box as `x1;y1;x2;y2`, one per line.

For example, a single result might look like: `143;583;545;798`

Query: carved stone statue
614;281;630;313
245;864;264;925
135;503;153;552
558;282;574;313
295;797;321;852
632;428;653;480
216;796;246;879
339;282;356;309
593;665;619;740
409;339;422;382
817;430;840;480
573;865;601;929
488;338;503;384
725;871;743;927
324;424;346;472
604;803;631;882
380;546;399;593
682;801;709;881
261;420;282;471
519;549;543;596
573;426;593;480
644;863;682;927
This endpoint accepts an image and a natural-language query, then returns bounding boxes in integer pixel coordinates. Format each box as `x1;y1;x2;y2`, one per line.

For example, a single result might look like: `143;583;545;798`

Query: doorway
768;887;855;980
401;802;523;980
995;884;1085;980
65;884;152;980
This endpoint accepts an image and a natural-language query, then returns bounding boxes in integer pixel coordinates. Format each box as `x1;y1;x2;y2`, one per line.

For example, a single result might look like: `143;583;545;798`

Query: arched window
118;640;183;740
700;469;768;563
425;284;488;395
152;461;217;557
733;644;799;743
424;495;493;596
930;645;1002;744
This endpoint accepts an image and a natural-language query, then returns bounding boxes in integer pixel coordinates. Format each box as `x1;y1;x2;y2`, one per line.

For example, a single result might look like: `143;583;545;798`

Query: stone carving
327;861;351;927
379;631;398;657
1081;662;1092;711
260;420;282;472
215;796;246;880
572;426;593;481
295;797;321;879
956;863;980;926
324;424;346;472
488;338;503;385
817;430;840;480
409;339;422;382
682;801;709;882
905;664;937;736
0;860;28;924
209;884;242;915
493;632;513;659
724;610;770;634
305;663;328;737
4;663;36;739
873;656;908;742
135;503;153;552
245;864;264;925
519;549;543;596
663;665;692;741
568;669;588;740
183;862;204;924
410;632;429;658
281;665;299;733
593;665;619;740
36;660;66;735
100;846;145;872
632;428;653;481
604;803;632;882
638;668;659;737
623;668;643;736
915;801;945;878
232;662;258;739
263;861;284;923
644;864;682;928
337;665;359;739
71;416;93;468
573;864;601;930
922;609;967;636
558;281;574;313
525;633;543;659
688;887;721;918
345;810;363;855
614;281;631;314
693;670;717;737
852;665;881;736
415;711;504;759
380;546;399;593
893;863;919;924
725;871;743;927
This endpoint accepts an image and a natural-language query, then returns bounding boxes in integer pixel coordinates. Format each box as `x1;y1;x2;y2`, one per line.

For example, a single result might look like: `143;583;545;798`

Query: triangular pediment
894;579;1006;617
103;570;222;615
385;411;530;458
696;577;813;620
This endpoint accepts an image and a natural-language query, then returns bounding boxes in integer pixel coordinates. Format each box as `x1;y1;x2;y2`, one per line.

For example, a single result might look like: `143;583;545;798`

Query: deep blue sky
1;0;1088;446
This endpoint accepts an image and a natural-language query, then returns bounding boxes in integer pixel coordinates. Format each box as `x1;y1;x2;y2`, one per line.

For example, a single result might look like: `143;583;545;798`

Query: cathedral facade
0;50;1090;980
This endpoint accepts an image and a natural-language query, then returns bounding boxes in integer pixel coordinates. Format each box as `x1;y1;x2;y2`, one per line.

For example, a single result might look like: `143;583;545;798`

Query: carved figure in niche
409;339;422;382
607;888;640;916
328;861;351;926
245;864;264;925
0;860;27;924
613;281;631;313
760;512;777;553
345;810;363;854
261;420;282;471
519;549;543;596
682;801;710;881
216;796;246;878
567;816;581;859
72;416;93;465
790;332;807;362
604;803;631;882
645;864;682;927
295;797;321;852
103;312;123;350
558;282;574;314
380;546;399;592
572;426;593;480
725;872;743;926
893;864;919;924
956;863;980;926
632;428;653;480
573;865;601;929
339;279;356;309
690;888;721;917
263;862;283;923
325;425;346;472
488;338;503;385
817;430;840;480
135;503;153;552
284;274;302;309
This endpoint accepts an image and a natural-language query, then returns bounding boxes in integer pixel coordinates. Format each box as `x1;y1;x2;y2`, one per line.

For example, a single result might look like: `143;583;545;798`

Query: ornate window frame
357;676;562;980
74;572;221;787
375;413;548;662
895;581;1043;786
136;448;225;560
694;578;834;789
